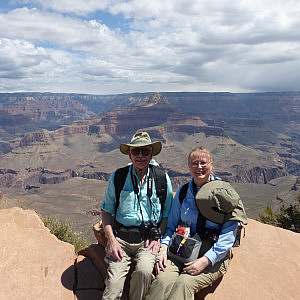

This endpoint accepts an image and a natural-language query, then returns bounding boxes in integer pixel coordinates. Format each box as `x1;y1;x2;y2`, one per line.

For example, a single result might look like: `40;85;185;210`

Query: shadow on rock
61;245;107;300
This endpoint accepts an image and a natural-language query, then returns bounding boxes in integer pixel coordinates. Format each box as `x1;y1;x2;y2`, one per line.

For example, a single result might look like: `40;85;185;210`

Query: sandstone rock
203;219;300;300
0;207;75;300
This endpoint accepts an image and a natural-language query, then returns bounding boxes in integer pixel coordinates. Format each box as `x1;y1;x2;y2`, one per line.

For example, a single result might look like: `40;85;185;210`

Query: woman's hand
105;237;123;262
182;256;210;276
154;245;168;275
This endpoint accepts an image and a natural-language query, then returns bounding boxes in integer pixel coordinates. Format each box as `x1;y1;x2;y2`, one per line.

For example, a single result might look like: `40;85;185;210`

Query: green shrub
43;216;89;253
259;206;279;227
259;195;300;233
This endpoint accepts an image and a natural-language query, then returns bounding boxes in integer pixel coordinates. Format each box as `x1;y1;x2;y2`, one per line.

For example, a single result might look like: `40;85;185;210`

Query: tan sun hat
120;131;162;156
196;180;247;225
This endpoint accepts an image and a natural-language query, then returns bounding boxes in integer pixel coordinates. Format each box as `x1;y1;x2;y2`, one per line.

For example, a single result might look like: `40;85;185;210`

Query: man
101;131;173;300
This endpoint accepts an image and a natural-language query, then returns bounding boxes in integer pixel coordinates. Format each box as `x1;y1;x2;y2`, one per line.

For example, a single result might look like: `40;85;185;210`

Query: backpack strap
177;181;222;239
233;223;246;247
178;182;189;204
114;165;130;215
150;165;167;211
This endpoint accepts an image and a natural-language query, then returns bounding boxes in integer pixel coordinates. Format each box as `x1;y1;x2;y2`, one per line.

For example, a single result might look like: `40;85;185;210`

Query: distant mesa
97;94;223;137
128;92;169;106
0;95;92;123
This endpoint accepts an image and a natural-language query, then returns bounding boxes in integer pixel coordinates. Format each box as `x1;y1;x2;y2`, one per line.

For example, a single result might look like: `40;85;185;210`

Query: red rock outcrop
0;207;75;300
19;130;50;147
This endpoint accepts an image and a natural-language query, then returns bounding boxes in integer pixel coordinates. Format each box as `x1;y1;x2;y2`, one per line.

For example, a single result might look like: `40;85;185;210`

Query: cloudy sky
0;0;300;94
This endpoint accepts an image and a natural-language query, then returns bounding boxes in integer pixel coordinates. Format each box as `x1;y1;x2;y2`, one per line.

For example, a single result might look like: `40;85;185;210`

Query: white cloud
15;0;112;15
0;8;125;53
0;38;49;78
1;0;300;93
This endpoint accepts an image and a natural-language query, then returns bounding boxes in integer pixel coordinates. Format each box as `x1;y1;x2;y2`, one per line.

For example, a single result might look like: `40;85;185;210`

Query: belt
115;226;144;243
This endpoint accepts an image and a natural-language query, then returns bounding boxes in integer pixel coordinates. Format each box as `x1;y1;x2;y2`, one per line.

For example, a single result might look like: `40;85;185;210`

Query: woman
146;147;247;300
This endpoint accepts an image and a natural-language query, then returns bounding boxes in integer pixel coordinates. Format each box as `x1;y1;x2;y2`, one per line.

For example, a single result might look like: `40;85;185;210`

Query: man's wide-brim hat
196;180;248;225
120;131;162;156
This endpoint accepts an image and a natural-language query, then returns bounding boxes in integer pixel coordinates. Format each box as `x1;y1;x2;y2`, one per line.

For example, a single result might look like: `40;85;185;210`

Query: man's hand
182;256;210;276
154;244;168;275
144;239;161;254
105;237;123;262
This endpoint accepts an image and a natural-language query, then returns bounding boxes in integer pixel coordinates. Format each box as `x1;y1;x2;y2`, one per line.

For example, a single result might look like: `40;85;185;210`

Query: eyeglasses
130;147;152;156
190;160;211;168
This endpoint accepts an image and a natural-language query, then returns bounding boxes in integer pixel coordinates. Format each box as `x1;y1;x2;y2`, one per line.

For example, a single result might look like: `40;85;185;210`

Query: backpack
113;164;167;215
178;182;244;247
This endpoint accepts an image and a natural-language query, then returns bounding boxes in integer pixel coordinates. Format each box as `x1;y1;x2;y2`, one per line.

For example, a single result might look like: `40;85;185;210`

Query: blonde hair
187;147;213;165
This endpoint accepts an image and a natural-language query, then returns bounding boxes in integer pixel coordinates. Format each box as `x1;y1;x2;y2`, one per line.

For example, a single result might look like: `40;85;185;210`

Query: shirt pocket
118;190;136;215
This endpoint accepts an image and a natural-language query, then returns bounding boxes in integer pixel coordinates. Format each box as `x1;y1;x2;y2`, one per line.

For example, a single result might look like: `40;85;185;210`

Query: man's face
188;150;213;183
129;146;153;171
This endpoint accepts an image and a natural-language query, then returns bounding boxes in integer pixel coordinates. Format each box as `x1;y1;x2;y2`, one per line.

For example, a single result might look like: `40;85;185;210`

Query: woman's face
188;150;213;185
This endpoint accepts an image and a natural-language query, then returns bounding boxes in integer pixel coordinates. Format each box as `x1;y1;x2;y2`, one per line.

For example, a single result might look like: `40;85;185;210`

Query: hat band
129;139;152;146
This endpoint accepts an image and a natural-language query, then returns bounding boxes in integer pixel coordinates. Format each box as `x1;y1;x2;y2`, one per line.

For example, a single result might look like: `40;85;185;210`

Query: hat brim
197;198;226;224
196;181;241;224
120;141;162;156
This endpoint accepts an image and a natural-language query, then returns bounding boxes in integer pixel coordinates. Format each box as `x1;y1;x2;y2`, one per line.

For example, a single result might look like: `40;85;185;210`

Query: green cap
196;180;248;225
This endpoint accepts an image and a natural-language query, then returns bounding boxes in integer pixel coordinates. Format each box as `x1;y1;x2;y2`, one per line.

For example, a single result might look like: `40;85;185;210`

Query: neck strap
130;166;154;224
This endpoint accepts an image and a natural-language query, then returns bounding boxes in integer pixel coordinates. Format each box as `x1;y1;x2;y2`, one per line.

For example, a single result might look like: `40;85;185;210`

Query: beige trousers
102;238;156;300
145;257;230;300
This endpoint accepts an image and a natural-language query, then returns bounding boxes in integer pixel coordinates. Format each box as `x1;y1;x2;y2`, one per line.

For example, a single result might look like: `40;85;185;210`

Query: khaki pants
145;257;230;300
102;238;156;300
